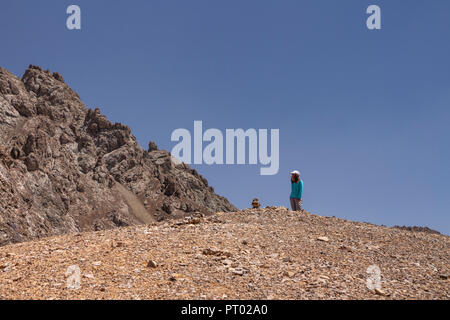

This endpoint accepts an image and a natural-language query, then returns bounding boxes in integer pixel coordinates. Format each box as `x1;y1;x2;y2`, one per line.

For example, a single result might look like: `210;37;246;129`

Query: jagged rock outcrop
0;65;236;246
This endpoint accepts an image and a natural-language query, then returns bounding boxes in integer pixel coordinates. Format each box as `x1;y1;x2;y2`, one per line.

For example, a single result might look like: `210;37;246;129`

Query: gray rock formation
0;65;236;246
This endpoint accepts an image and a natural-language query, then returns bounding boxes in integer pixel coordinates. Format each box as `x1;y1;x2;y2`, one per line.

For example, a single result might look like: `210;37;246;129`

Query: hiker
290;170;303;211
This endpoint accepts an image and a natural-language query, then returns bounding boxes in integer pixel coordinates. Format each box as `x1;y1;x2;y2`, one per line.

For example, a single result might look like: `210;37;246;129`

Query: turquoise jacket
290;180;303;199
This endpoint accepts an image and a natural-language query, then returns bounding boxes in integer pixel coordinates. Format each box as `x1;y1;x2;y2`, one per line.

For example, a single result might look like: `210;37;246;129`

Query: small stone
59;134;70;145
283;271;295;278
202;248;232;258
92;261;102;266
147;260;158;268
317;236;329;242
231;268;245;276
242;240;248;245
52;72;65;82
190;217;201;225
439;274;448;280
148;141;158;152
374;288;388;296
112;241;124;248
339;245;353;252
222;259;233;266
169;273;183;281
25;155;39;172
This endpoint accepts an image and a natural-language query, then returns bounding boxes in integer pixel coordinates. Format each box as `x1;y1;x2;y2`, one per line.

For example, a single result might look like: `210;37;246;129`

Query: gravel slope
0;207;448;300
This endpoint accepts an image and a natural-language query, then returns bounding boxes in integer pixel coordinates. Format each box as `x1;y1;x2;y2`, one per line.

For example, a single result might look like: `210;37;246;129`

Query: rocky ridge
0;65;236;246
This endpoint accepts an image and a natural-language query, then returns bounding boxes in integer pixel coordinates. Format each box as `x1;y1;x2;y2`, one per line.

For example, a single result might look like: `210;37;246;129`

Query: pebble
147;260;158;268
339;246;353;252
375;289;388;296
283;271;295;278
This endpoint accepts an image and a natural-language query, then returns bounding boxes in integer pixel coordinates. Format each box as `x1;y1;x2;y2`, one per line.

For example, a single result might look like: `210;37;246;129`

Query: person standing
290;170;303;211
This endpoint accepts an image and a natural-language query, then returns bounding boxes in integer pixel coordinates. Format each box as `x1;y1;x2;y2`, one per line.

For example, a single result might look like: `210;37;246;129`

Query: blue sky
1;1;449;234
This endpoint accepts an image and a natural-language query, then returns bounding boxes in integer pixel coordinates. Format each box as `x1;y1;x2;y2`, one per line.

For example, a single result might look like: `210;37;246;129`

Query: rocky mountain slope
0;207;448;300
0;65;236;246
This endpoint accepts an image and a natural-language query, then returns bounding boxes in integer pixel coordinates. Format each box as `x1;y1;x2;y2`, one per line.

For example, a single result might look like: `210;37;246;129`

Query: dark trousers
290;198;302;211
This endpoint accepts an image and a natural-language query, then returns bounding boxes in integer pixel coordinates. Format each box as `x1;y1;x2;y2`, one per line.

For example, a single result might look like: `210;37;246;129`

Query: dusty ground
0;65;236;246
0;207;448;300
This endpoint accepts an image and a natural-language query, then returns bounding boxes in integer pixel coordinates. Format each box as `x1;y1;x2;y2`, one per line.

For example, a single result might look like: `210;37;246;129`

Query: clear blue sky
1;1;449;234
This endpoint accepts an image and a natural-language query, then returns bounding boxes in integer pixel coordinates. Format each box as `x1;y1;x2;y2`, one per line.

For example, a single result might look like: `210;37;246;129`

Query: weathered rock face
0;65;236;246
